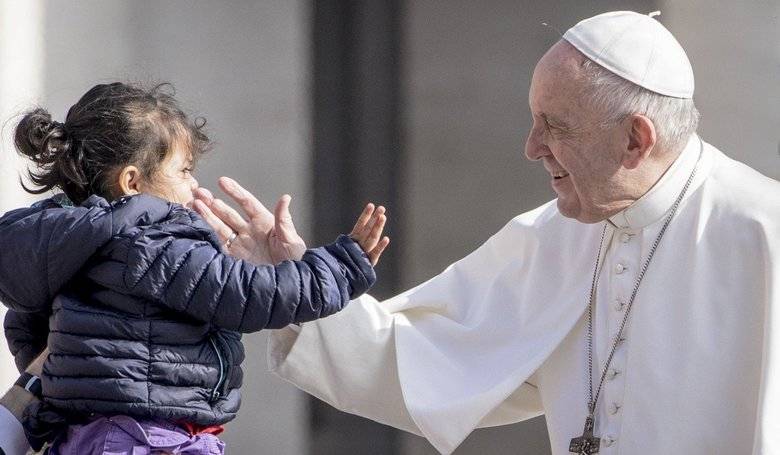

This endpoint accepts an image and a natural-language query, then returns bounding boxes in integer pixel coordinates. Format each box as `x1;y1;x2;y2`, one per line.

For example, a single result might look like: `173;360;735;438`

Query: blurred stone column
0;0;45;389
309;0;405;453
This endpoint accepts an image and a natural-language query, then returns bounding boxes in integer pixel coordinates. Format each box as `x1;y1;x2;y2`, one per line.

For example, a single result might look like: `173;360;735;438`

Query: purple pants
49;415;225;455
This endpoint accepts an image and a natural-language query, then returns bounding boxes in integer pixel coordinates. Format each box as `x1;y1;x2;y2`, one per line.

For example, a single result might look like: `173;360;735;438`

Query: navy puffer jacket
0;194;375;426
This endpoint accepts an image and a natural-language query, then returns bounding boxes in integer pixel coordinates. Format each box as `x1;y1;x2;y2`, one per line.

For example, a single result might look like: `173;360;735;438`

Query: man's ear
116;165;144;196
622;114;657;170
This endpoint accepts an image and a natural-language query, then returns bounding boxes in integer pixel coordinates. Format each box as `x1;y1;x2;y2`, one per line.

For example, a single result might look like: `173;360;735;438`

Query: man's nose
524;128;549;161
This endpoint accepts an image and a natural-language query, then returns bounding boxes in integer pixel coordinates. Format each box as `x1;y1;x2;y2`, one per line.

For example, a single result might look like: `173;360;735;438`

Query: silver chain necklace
569;140;703;454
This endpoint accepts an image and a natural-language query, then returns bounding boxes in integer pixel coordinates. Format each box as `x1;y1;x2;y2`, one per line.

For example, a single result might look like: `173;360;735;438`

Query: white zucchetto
563;11;695;99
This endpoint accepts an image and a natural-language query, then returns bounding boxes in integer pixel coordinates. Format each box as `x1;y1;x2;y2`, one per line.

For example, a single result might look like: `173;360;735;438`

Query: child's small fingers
364;213;387;251
356;205;385;239
350;203;375;237
369;236;390;266
369;210;387;240
364;206;386;233
374;236;390;256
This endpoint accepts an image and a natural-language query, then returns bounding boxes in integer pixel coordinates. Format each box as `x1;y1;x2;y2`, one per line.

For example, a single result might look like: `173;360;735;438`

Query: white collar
608;134;701;230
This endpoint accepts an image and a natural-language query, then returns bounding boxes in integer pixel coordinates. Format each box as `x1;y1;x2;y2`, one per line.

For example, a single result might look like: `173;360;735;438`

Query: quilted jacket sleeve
3;309;49;373
90;234;376;333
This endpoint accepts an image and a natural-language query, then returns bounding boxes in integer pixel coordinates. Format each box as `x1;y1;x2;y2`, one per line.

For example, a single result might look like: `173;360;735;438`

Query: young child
0;82;389;454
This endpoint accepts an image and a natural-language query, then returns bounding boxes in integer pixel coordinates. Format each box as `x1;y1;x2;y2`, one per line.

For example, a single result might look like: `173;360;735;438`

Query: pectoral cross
569;415;600;454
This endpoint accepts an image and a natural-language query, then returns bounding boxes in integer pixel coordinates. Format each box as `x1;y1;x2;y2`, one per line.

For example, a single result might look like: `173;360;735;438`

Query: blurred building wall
0;1;310;453
0;0;45;392
662;0;780;179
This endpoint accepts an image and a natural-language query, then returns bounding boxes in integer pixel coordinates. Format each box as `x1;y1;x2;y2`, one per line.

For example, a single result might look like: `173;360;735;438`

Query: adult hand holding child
193;177;306;264
193;177;389;265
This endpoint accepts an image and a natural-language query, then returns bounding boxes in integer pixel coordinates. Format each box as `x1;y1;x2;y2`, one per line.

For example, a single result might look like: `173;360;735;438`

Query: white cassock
269;134;780;454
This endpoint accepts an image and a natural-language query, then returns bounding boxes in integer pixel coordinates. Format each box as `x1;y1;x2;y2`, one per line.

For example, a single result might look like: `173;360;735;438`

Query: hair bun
14;108;85;198
14;108;72;164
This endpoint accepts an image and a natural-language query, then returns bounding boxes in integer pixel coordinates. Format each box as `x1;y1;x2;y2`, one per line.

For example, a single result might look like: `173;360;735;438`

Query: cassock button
606;368;621;380
615;263;626;274
603;435;617;447
613;299;626;311
609;402;622;415
620;232;632;243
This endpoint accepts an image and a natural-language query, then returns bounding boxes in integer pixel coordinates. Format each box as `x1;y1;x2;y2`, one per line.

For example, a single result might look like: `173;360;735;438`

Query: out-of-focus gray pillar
309;0;404;453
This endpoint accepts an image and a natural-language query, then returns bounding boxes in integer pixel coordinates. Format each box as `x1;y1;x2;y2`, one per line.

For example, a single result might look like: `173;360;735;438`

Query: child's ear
117;165;144;196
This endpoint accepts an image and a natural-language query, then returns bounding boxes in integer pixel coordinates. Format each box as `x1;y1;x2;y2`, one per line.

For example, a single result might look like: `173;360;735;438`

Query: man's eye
539;115;554;132
547;122;566;137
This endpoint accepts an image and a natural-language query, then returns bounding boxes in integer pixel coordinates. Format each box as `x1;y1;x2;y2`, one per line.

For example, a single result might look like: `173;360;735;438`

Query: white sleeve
269;285;548;454
269;294;423;435
268;211;572;454
0;405;29;455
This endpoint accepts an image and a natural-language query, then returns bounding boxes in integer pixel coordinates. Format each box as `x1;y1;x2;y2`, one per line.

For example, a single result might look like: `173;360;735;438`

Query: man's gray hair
580;58;700;153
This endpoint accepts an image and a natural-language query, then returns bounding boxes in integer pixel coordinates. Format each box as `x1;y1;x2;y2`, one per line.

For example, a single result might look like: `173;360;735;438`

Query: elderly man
194;11;779;455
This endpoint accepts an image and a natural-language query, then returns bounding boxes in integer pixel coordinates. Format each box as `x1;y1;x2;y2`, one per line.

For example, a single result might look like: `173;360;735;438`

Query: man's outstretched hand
193;177;306;265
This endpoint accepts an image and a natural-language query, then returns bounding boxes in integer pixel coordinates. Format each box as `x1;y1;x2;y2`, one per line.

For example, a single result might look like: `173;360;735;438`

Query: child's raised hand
350;203;390;266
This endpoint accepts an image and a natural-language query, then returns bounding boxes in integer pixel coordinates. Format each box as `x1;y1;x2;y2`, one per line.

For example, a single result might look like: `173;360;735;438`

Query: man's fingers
193;199;235;242
351;203;375;237
368;236;390;266
218;177;274;223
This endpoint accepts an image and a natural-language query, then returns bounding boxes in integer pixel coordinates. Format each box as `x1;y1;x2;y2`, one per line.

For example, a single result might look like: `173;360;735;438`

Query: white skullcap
563;11;694;98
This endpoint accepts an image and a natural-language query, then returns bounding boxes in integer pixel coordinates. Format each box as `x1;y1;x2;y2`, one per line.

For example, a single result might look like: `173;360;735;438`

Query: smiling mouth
552;171;570;180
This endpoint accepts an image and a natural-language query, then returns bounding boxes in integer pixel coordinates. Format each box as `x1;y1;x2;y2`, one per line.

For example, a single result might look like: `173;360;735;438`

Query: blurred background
0;1;777;453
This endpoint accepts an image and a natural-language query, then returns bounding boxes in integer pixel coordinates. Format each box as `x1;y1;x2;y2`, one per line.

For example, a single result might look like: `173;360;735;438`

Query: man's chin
556;199;603;224
556;198;579;220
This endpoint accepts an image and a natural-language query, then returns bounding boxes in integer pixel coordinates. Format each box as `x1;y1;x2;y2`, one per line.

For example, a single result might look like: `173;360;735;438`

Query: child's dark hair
14;82;210;205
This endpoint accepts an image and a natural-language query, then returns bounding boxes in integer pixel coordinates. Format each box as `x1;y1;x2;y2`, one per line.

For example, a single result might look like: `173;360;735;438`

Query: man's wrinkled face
524;41;628;223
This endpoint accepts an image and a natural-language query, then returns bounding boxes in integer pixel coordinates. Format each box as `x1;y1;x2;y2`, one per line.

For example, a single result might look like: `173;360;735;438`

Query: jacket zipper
208;335;226;402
